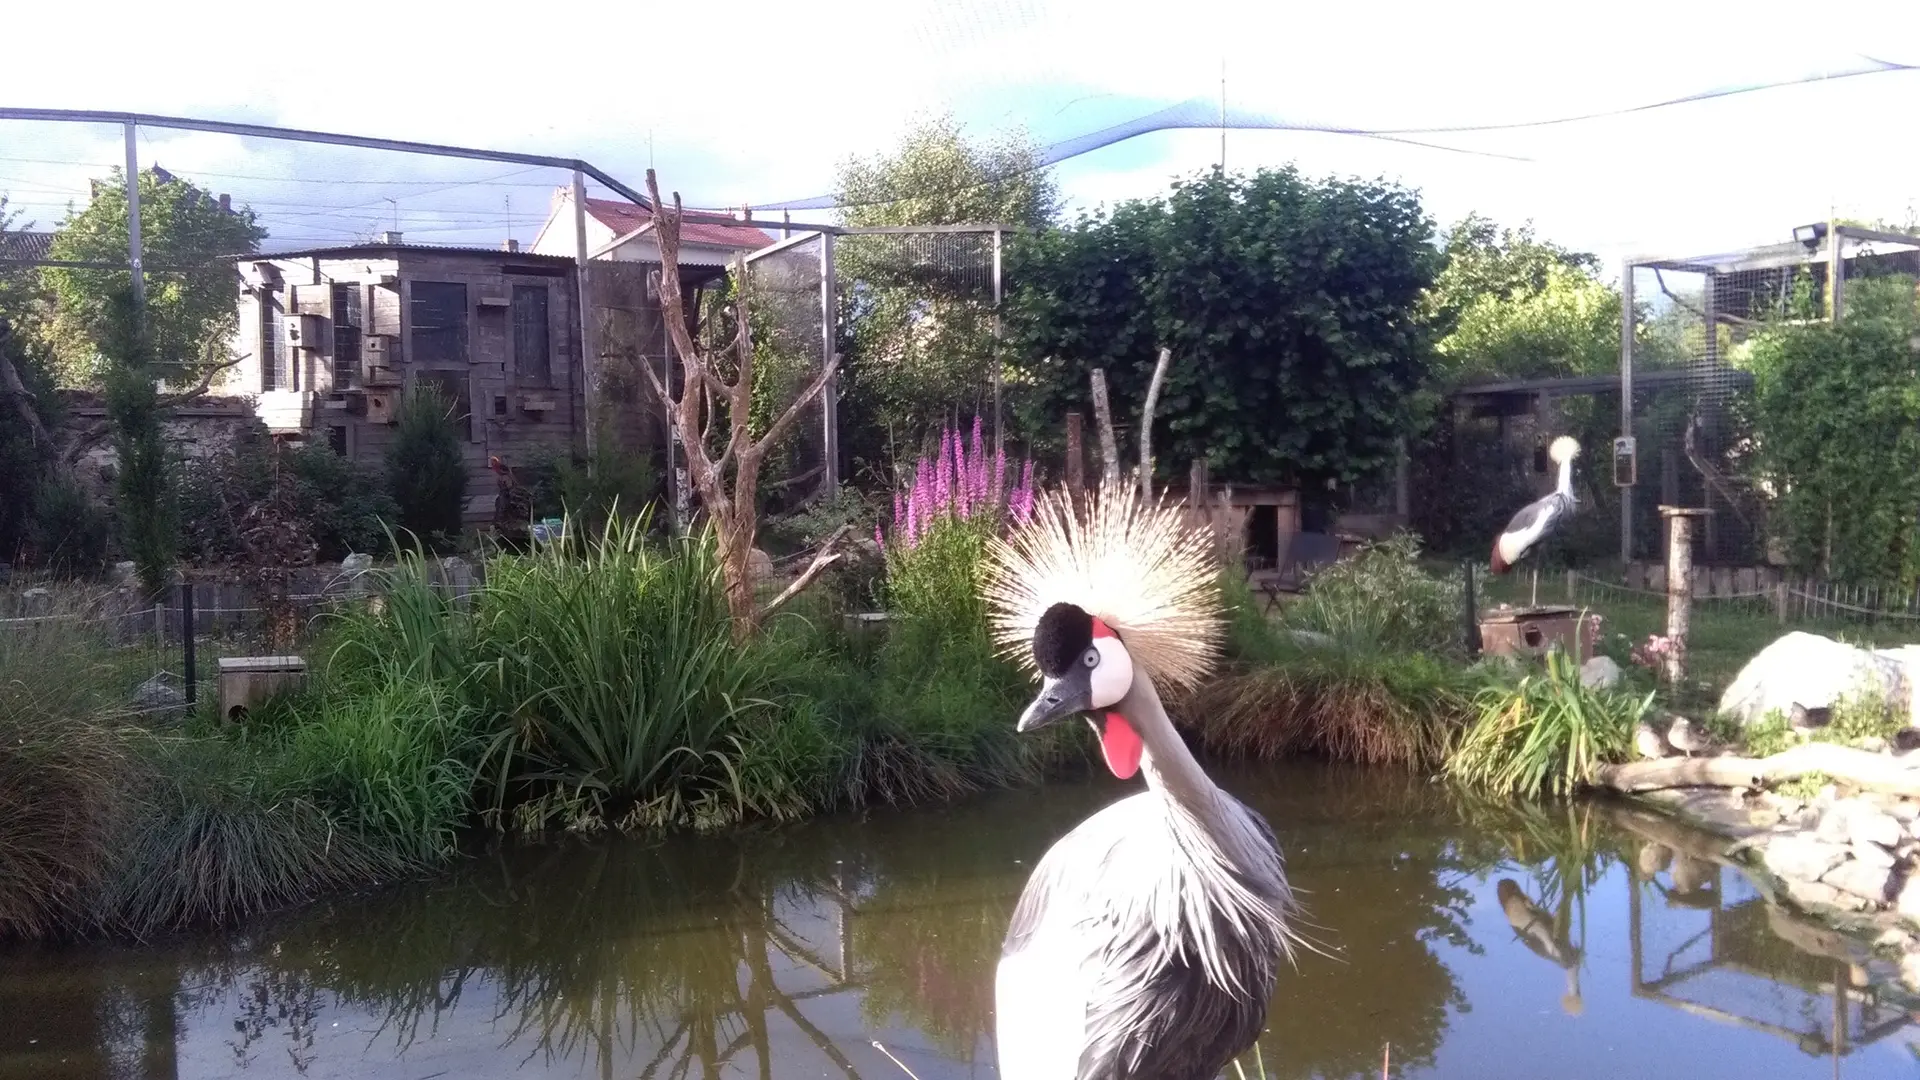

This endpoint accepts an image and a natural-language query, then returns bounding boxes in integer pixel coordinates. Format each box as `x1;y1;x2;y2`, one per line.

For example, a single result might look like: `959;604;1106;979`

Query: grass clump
1281;532;1465;656
1447;649;1654;799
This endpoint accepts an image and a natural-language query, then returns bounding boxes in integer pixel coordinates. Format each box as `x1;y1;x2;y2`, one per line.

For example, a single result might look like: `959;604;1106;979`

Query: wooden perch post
1090;368;1121;490
637;168;848;640
1138;347;1172;500
1659;506;1712;684
1065;411;1086;508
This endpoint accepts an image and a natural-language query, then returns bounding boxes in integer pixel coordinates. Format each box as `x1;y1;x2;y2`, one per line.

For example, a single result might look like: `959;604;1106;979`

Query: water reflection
5;763;1920;1078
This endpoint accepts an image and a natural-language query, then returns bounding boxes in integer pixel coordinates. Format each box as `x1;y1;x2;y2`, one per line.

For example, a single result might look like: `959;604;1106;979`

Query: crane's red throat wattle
1100;711;1143;779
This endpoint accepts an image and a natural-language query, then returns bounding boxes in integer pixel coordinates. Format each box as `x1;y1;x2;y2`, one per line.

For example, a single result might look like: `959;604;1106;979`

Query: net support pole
572;167;598;474
992;226;1005;471
1828;222;1846;321
1619;259;1636;564
124;122;145;321
819;232;839;496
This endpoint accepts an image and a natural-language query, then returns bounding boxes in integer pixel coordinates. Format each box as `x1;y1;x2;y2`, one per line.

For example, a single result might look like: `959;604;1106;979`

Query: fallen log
1597;742;1920;798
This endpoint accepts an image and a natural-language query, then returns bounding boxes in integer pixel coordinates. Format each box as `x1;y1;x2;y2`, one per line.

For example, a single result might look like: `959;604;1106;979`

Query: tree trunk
716;509;760;641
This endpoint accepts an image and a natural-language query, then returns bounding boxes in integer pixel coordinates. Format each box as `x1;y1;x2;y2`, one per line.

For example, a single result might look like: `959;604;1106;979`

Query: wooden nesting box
217;655;309;721
1478;605;1599;664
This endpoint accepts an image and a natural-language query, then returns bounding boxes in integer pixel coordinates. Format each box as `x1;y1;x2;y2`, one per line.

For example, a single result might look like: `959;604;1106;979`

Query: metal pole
572;168;597;473
124;122;145;318
1827;221;1846;321
181;579;196;707
992;226;1004;471
1619;259;1636;564
819;232;839;495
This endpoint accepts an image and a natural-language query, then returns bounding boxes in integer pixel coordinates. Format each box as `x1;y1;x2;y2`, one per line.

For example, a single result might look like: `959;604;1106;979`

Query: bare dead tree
639;169;847;639
1089;368;1121;489
1137;346;1172;499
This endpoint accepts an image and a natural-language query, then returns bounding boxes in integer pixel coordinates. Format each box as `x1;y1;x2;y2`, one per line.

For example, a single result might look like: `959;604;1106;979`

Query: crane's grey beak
1018;671;1092;733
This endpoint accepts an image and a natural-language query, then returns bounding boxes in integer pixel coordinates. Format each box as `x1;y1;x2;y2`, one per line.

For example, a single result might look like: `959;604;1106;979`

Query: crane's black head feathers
1033;602;1094;678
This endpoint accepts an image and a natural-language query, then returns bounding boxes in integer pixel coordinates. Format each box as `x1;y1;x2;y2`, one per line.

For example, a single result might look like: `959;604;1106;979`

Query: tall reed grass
1446;650;1652;799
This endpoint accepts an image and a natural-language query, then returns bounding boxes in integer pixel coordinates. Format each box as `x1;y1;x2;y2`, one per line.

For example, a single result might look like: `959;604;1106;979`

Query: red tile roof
584;198;776;252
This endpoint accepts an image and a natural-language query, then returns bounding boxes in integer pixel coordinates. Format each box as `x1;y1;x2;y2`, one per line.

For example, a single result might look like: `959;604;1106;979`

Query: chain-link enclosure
1620;225;1920;567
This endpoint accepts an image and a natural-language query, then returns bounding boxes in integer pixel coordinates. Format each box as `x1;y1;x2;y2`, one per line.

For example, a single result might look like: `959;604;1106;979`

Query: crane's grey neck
1113;669;1224;823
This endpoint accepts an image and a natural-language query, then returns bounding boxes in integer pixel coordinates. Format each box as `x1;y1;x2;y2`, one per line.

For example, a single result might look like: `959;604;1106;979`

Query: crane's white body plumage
984;482;1302;1080
1492;436;1580;575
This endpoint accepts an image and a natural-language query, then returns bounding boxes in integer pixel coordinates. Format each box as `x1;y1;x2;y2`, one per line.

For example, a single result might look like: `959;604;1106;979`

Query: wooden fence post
1659;506;1712;685
1775;580;1789;624
1065;411;1086;509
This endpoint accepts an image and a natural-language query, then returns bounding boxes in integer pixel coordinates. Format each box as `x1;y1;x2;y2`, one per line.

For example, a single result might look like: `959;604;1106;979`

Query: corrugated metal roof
585;198;776;251
0;230;57;262
247;242;576;262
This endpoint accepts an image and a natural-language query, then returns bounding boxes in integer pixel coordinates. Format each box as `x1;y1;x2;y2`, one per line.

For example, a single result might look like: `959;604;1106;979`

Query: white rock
1580;655;1623;690
1851;841;1897;870
340;553;373;573
1816;804;1855;845
748;547;775;580
1859;736;1890;755
1852;808;1906;850
1765;835;1851;882
1825;860;1897;904
1718;630;1913;728
1898;874;1920;923
132;674;186;714
1889;801;1920;824
1788;878;1865;911
1288;629;1335;648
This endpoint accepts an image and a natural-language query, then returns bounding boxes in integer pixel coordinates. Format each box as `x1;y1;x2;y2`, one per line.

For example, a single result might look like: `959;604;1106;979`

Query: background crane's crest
1549;436;1579;465
984;482;1225;693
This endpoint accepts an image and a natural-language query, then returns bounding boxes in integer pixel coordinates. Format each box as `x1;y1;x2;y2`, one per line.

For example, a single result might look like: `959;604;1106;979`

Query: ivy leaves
1005;167;1440;490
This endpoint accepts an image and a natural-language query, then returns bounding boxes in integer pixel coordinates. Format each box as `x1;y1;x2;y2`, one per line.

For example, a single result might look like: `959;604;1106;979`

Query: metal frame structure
1617;222;1920;562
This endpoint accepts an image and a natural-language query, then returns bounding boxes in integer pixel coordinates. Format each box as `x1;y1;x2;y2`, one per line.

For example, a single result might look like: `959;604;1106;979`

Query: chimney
503;238;520;253
378;230;404;245
218;193;231;213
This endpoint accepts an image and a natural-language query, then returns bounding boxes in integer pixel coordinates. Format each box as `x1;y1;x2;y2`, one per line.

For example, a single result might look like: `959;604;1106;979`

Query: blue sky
3;0;1919;275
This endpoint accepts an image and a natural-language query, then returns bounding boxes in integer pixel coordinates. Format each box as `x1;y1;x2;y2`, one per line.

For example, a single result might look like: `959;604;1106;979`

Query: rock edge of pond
1612;779;1920;988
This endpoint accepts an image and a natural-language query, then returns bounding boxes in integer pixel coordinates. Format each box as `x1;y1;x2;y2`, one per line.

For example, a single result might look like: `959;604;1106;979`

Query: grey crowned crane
1491;435;1581;606
982;484;1307;1080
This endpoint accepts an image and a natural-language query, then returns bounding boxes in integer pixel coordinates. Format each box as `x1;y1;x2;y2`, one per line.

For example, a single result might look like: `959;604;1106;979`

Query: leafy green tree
1424;214;1620;382
40;168;264;386
385;382;468;546
93;289;177;595
1007;166;1440;493
1747;275;1920;582
832;113;1059;481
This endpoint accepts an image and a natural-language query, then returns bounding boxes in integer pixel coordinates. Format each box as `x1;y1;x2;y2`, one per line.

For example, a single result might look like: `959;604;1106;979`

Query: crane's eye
1082;648;1100;669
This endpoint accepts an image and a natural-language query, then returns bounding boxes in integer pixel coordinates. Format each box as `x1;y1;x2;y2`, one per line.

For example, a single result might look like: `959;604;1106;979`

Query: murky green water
4;762;1917;1079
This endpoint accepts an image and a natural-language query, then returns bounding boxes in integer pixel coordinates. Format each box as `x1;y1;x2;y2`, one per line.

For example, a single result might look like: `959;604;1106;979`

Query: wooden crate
1478;604;1599;664
217;655;309;721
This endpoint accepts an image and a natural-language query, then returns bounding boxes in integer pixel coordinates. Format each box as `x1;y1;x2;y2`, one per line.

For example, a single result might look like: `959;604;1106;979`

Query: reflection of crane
1497;879;1585;1017
984;484;1304;1080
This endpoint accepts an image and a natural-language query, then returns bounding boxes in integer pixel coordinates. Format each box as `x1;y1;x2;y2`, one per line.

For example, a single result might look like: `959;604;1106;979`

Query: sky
4;0;1920;277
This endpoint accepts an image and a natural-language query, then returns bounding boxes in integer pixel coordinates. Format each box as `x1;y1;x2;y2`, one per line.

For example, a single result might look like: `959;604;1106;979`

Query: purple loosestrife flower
874;523;885;550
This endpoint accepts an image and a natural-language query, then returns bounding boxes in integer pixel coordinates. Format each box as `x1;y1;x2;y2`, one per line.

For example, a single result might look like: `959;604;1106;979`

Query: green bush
1446;650;1653;799
386;383;468;546
1283;532;1465;655
521;434;658;538
28;477;110;576
178;437;399;564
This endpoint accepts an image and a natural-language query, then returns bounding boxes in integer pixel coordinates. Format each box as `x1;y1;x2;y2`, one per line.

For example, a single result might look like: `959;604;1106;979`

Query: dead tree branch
1090;368;1121;489
1138;346;1172;500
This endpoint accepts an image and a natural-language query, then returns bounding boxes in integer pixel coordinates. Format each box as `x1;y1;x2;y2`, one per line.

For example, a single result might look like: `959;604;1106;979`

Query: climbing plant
1746;274;1920;582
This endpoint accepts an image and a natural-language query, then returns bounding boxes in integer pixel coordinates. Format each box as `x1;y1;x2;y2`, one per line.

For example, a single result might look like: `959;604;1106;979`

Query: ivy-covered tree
1423;214;1621;382
1747;275;1920;582
1007;166;1440;495
41;168;264;386
831;113;1059;482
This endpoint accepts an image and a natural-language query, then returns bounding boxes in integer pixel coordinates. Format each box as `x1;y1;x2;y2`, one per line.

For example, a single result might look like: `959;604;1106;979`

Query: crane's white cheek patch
1100;712;1143;779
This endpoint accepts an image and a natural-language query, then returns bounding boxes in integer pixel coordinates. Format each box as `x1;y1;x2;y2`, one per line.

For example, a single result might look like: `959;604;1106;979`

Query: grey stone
748;547;775;580
1288;629;1335;648
1718;630;1913;728
1765;835;1851;882
132;674;186;714
1787;878;1864;911
1816;804;1855;845
1858;736;1890;754
1890;801;1920;823
1825;860;1897;904
340;553;373;573
1580;655;1623;690
1852;841;1898;870
112;560;137;584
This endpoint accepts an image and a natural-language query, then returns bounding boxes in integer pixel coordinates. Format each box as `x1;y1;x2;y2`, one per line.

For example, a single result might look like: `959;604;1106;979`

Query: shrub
28;477;110;576
1177;644;1470;768
386;382;468;545
103;360;177;595
521;434;658;538
179;436;399;564
1283;532;1465;655
1446;650;1653;799
282;443;401;558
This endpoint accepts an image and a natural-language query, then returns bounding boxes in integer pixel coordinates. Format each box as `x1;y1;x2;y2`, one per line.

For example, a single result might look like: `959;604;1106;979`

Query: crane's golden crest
984;482;1225;693
1548;436;1579;465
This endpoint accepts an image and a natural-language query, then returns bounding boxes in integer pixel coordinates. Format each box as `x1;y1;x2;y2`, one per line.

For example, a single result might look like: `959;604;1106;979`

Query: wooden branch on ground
1090;368;1121;489
759;524;852;620
1138;346;1172;500
1596;742;1920;799
158;347;251;407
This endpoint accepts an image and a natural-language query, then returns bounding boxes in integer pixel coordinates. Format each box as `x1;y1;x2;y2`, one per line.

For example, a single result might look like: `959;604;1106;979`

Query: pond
4;762;1918;1079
